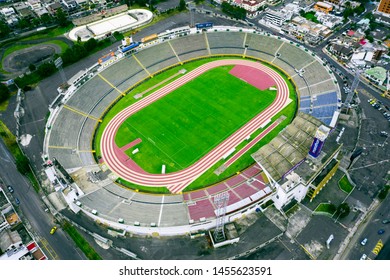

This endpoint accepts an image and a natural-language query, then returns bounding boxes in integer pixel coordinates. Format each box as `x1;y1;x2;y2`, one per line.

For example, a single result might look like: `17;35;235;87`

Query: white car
360;254;367;260
361;238;368;246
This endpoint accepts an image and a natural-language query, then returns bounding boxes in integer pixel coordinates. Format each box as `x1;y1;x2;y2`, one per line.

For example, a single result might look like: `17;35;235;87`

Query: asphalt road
0;138;85;260
345;194;390;260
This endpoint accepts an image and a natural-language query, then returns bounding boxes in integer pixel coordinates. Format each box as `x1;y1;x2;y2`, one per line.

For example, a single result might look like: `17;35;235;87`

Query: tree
83;38;98;52
32;18;41;27
366;35;374;43
0;20;11;38
28;64;36;72
56;8;69;27
378;186;390;200
335;203;350;219
17;18;31;30
221;2;246;20
37;62;57;78
15;155;30;175
41;14;53;25
343;8;354;19
0;83;10;103
178;0;186;11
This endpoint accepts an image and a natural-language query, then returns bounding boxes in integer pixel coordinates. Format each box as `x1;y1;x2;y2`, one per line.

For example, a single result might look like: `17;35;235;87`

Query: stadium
43;26;342;237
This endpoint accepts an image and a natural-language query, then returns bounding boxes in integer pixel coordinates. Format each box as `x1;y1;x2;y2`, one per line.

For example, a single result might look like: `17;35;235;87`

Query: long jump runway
101;59;290;193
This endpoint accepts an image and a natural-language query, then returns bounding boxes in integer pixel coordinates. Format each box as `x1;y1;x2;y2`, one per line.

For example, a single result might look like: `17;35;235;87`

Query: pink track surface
229;65;276;90
101;59;289;193
120;138;142;152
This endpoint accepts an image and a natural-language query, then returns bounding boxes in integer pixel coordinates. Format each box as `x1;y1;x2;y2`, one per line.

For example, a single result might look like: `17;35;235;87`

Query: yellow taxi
50;226;57;235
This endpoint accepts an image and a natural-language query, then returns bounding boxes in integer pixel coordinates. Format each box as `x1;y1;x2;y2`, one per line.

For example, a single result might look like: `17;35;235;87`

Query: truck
119;42;140;53
195;22;213;30
141;33;158;43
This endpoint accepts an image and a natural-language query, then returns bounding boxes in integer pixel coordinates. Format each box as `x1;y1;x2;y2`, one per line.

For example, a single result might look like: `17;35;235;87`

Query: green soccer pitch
93;57;297;191
114;64;276;174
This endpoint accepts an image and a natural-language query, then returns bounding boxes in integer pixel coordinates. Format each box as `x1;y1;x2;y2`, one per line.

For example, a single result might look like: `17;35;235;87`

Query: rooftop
287;127;342;184
252;113;322;183
365;66;387;82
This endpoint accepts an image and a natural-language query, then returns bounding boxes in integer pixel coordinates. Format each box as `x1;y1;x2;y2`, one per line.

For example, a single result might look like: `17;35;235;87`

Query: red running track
101;59;289;193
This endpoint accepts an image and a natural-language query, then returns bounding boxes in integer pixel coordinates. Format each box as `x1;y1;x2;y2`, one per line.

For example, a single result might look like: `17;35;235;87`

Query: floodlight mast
213;192;229;243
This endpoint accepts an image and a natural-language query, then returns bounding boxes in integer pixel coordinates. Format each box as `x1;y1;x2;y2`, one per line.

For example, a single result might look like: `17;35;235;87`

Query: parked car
7;185;14;193
361;238;368;246
382;219;390;224
378;229;385;235
15;197;20;205
360;254;367;260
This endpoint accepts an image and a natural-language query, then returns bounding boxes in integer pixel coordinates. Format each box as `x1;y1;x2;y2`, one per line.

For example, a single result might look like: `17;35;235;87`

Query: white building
272;172;308;210
316;12;343;28
61;0;78;10
27;0;42;10
0;7;15;17
263;10;292;26
351;51;374;67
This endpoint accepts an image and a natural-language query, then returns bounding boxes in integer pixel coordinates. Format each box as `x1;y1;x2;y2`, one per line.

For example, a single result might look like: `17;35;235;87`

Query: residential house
233;0;267;18
61;0;78;10
329;43;354;60
27;0;42;10
0;229;23;254
47;2;62;16
263;9;293;26
14;2;36;19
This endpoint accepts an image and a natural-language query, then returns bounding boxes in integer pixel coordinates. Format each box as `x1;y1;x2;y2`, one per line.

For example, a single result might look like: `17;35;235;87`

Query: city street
0;138;84;260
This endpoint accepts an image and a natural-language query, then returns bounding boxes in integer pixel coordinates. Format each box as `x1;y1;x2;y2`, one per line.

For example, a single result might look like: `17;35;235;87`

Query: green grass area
0;120;39;192
338;175;354;194
116;65;275;173
117;179;170;194
302;11;320;23
20;25;74;42
0;99;9;111
62;221;102;260
314;203;336;215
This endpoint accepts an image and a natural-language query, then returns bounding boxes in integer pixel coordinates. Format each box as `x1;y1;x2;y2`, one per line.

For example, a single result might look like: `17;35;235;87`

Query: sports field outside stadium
94;57;297;192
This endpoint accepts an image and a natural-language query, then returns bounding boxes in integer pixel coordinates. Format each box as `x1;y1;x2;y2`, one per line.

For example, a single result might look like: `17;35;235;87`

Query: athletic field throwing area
100;59;290;193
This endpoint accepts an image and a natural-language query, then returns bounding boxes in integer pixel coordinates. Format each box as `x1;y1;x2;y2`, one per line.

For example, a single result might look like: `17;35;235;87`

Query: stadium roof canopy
252;112;322;183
